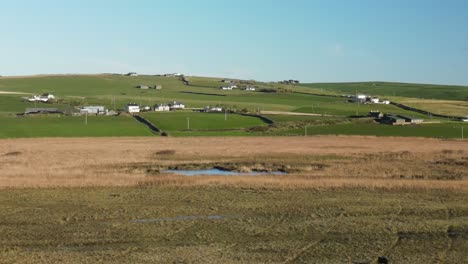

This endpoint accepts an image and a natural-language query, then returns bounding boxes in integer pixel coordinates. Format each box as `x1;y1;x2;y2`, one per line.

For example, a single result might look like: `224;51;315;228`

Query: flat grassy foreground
0;186;467;263
0;137;467;263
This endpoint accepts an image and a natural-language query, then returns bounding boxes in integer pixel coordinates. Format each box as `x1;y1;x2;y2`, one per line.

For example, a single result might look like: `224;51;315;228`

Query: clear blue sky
1;0;468;85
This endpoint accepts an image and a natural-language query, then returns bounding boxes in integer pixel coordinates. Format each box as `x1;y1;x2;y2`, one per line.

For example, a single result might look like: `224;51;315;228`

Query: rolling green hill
0;75;467;138
300;81;468;101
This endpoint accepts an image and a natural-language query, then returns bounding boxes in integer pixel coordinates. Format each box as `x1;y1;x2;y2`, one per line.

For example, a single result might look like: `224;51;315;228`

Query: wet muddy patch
134;161;328;175
163;168;287;176
131;215;228;223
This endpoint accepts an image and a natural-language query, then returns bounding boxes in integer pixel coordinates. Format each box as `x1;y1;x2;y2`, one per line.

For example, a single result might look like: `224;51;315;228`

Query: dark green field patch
0;115;152;138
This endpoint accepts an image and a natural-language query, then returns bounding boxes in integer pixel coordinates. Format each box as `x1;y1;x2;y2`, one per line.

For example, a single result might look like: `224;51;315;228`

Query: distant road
260;111;335;117
0;91;30;95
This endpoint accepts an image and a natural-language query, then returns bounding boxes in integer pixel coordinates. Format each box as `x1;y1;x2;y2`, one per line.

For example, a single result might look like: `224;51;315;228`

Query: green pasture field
300;82;468;101
0;115;152;138
1;75;467;139
1;75;456;117
265;120;468;139
0;186;466;263
141;112;267;132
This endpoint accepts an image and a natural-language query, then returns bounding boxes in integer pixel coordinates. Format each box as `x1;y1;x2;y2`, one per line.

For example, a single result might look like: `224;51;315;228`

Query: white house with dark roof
125;103;140;113
168;101;185;109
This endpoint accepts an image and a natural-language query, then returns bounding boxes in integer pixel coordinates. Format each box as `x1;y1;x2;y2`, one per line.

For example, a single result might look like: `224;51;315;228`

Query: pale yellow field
400;98;468;117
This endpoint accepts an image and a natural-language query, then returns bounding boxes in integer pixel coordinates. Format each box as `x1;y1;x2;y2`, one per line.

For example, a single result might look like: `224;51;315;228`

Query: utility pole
112;96;116;110
187;117;190;130
225;109;227;121
85;111;88;125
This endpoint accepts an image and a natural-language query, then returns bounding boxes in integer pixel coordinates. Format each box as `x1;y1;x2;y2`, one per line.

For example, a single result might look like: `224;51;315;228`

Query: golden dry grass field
1;136;468;263
1;136;467;190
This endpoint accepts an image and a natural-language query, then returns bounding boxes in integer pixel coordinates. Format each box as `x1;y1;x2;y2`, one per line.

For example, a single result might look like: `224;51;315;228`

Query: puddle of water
131;215;226;223
162;168;286;176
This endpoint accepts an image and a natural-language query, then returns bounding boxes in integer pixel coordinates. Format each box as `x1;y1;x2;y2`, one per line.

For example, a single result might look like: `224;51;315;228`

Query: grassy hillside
1;75;452;117
0;75;467;138
300;81;468;101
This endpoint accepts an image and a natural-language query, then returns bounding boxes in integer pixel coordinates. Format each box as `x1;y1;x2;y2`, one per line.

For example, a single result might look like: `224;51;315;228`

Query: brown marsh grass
0;136;467;190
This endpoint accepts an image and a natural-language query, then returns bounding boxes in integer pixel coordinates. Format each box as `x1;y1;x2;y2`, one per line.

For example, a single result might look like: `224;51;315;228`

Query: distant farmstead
125;103;140;113
380;114;424;125
154;104;170;112
80;106;106;115
126;72;138;76
27;93;56;103
169;101;185;110
24;108;63;115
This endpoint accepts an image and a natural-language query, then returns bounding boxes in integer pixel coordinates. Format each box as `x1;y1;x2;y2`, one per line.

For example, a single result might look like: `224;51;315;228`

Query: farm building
24;108;63;115
80;106;106;115
350;94;368;103
380;114;424;125
381;99;391;104
154;84;162;90
154;104;170;112
245;87;256;91
380;114;407;125
462;116;468;122
124;103;140;113
204;106;223;112
41;93;55;100
221;85;237;90
140;106;151;112
27;93;56;103
136;85;150;89
370;97;380;104
126;72;138;76
169;101;185;110
369;111;384;118
399;115;424;124
164;73;183;77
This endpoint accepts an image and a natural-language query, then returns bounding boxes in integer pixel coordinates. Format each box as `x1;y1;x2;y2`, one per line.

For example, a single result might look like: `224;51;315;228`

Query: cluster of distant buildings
136;84;162;90
369;111;424;125
349;94;390;104
220;80;256;91
124;101;186;113
24;93;56;103
279;80;300;84
124;72;184;77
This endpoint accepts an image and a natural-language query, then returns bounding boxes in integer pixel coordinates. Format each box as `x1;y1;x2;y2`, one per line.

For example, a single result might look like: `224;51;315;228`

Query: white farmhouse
370;97;380;104
42;93;55;100
125;103;140;113
351;94;368;103
204;106;223;112
80;106;106;115
154;104;170;112
462;116;468;122
221;85;237;90
27;93;56;102
381;99;390;104
169;101;185;109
